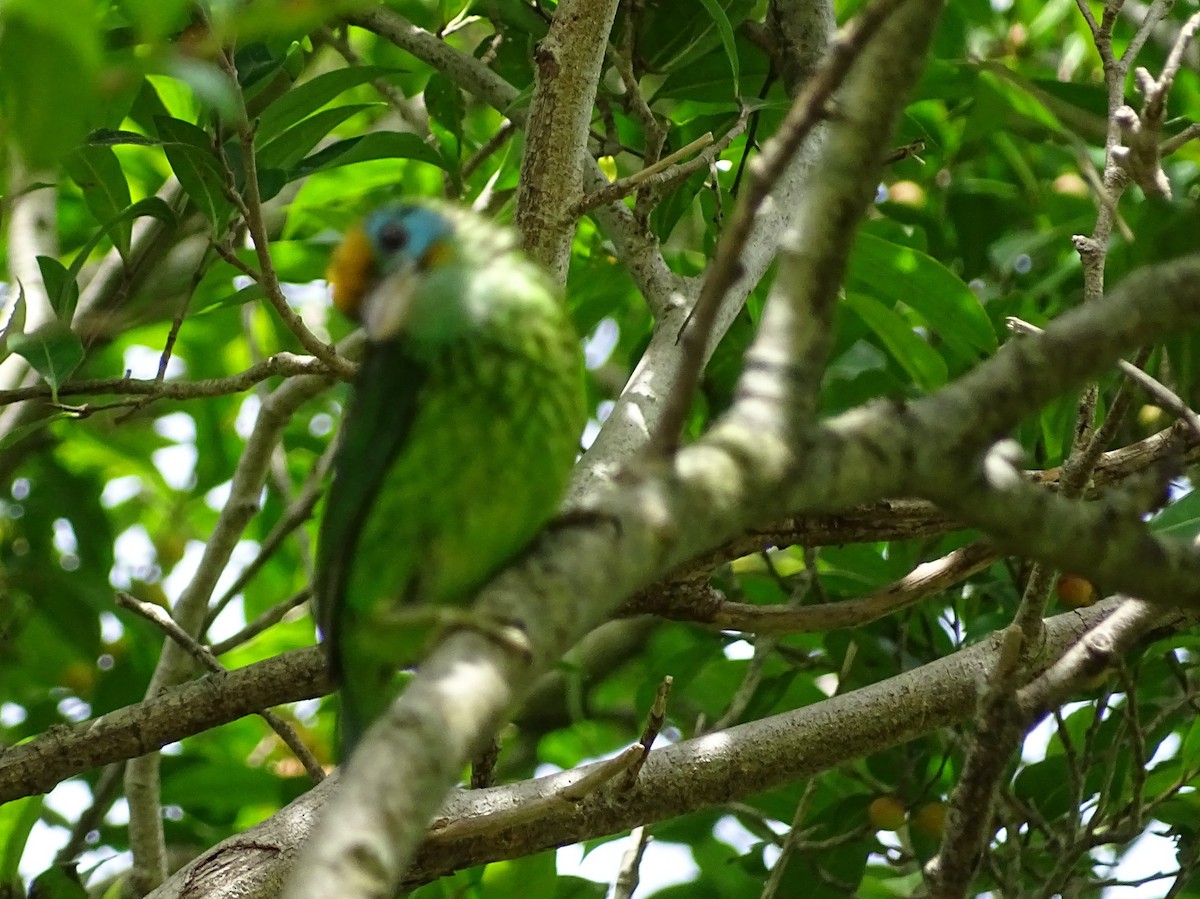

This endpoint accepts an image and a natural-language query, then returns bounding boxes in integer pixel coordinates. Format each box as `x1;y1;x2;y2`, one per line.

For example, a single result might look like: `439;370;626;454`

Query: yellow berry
62;660;96;695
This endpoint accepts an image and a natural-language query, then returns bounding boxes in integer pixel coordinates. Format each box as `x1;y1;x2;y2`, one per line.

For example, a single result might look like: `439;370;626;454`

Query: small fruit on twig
867;796;907;832
1056;574;1097;608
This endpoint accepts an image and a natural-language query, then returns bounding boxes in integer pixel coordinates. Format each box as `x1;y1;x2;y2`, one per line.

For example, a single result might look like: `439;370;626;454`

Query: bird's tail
336;655;393;758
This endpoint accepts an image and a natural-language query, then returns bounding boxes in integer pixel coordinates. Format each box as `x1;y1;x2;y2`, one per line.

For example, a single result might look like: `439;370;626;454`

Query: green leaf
425;78;465;190
36;256;79;321
257;104;378;171
64;146;134;256
86;128;162;147
165;57;238;119
8;322;85;403
638;0;757;75
0;794;42;881
1151;487;1200;541
116;0;190;39
194;281;265;314
844;292;949;391
0;411;66;451
1013;756;1076;819
29;863;88;899
234;41;286;90
256;65;406;141
848;232;998;363
654;34;767;103
155;115;229;227
0;9;99;168
425;79;464;144
696;0;739;95
1;281;28;361
288;132;444;182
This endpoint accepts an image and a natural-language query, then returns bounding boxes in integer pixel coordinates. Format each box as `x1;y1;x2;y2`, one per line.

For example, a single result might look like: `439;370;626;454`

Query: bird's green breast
341;302;584;627
315;203;585;750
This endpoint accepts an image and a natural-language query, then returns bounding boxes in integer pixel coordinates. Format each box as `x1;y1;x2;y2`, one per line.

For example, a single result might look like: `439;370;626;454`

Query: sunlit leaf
848;231;998;363
288;132;444;181
844;291;949;391
256;65;406;141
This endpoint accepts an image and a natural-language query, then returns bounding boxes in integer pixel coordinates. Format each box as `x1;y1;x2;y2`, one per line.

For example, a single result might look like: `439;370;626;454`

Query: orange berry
1056;575;1096;608
868;796;907;832
912;802;947;840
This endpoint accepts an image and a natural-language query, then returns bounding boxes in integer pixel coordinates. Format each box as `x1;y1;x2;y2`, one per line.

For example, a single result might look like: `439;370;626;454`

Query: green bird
316;201;585;755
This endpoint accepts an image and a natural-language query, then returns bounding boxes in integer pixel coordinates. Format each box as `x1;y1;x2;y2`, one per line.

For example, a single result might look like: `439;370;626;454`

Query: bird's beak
327;225;417;342
360;264;419;342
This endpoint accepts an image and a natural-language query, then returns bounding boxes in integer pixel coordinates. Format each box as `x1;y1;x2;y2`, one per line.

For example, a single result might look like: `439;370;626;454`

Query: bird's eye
377;221;409;254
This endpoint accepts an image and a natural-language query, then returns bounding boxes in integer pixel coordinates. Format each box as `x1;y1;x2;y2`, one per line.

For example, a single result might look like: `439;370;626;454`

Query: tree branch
651;0;924;454
151;601;1192;898
0;647;329;804
514;0;621;281
125;370;334;892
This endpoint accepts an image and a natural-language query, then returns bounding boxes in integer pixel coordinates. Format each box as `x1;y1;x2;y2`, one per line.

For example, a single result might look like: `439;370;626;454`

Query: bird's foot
375;607;532;659
545;507;622;535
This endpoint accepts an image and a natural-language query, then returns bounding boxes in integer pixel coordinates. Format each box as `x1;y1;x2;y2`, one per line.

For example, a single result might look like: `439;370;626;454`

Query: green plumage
316;202;585;754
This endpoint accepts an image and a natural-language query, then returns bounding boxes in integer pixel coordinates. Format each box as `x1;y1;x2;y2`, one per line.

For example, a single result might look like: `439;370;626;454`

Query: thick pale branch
1019;598;1163;716
151;601;1189;898
7;418;1191;807
345;10;521;114
656;0;929;452
514;0;621;281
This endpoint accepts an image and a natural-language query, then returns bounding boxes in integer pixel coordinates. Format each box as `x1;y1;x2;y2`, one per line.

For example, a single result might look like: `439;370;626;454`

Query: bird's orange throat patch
421;239;455;269
326;225;376;319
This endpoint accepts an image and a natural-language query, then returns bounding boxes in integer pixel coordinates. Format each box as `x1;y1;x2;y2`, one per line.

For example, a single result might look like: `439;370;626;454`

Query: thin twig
217;50;354;380
610;826;651;899
574;126;741;217
203;437;338;632
55;762;125;863
208;590;312;656
0;353;339;408
116;592;326;783
470;736;502;790
316;27;429;133
647;0;911;456
1162;121;1200;156
761;780;818;899
462;120;517;181
558;745;644;801
1007;317;1200;440
621;676;672;788
1073;0;1101;41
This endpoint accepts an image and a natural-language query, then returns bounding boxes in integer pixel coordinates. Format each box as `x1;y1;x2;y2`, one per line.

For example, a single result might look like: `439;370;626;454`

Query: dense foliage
1;1;1199;897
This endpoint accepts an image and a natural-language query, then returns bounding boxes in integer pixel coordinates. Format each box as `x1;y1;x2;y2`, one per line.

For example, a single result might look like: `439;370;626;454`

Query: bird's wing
315;344;426;682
